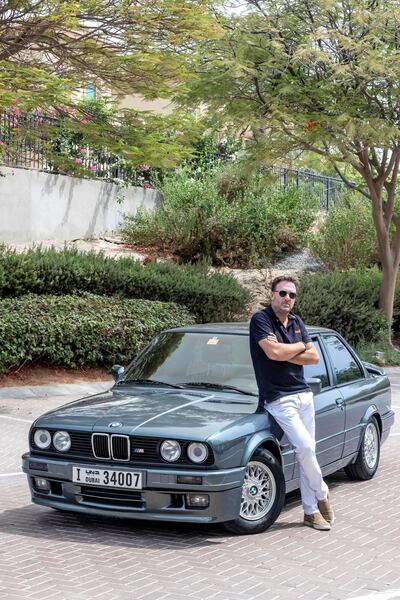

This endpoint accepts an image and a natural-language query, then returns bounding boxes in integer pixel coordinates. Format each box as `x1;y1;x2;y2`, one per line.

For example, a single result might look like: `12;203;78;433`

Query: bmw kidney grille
92;433;130;461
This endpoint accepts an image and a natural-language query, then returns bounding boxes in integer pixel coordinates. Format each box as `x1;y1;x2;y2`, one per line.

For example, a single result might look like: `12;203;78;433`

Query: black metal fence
269;166;346;210
0;110;347;208
0;110;131;183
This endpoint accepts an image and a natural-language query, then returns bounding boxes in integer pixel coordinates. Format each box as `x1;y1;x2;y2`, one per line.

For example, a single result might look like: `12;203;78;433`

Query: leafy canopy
183;0;400;178
0;0;221;110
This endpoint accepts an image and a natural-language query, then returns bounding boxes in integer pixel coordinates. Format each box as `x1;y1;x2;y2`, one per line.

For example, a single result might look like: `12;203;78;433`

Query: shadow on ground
0;472;351;550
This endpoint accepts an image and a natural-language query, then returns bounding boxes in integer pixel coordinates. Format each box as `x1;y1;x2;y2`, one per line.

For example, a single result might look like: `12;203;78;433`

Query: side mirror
111;364;125;382
306;377;322;395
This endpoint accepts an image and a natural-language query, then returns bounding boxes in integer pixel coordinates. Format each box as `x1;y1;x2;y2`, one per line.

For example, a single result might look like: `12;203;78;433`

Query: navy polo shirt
249;305;312;405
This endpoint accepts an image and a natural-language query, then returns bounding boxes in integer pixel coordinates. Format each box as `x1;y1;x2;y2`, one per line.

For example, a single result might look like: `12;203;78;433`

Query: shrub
121;169;319;267
354;342;400;366
310;195;378;270
0;294;195;373
297;270;388;345
0;246;250;323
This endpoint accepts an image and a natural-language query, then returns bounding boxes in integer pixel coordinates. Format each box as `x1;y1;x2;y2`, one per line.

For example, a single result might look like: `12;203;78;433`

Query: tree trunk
379;261;398;345
363;170;399;346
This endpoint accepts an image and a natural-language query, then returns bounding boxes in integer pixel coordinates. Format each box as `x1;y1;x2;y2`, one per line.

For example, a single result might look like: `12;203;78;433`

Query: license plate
72;466;142;489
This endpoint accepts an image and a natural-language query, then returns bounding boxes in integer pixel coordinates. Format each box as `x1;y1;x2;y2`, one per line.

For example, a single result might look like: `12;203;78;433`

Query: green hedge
0;246;250;323
297;270;388;345
0;294;195;373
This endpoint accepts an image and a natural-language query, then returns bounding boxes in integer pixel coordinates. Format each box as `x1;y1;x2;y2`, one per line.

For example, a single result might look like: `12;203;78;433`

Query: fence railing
0;110;132;183
269;166;346;210
0;110;347;208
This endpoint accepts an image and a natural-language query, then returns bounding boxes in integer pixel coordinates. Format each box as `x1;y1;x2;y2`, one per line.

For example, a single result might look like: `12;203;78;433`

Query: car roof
165;322;335;336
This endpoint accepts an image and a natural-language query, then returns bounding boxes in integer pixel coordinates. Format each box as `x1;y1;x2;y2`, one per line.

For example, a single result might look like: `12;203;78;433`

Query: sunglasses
275;290;297;299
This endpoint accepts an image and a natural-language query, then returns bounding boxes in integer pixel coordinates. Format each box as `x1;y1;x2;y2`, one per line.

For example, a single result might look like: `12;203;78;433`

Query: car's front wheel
345;416;381;481
224;448;285;535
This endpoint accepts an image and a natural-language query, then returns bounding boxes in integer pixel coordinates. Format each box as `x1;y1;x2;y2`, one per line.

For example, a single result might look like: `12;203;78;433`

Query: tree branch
333;165;371;199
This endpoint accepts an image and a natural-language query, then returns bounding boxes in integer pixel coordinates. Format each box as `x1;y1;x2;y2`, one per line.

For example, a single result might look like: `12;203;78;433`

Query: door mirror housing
306;377;322;395
111;364;125;382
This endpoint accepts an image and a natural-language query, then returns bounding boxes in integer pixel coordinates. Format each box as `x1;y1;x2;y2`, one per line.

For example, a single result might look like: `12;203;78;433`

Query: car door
321;334;371;459
303;337;346;467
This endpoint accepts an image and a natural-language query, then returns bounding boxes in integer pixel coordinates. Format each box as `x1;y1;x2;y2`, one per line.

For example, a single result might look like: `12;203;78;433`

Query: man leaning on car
249;275;334;531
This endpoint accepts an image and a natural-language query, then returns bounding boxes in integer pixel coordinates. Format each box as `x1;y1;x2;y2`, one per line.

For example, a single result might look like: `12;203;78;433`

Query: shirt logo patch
295;329;301;334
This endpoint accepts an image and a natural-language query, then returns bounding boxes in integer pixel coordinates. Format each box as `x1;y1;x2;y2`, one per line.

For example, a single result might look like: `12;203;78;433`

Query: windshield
123;331;258;396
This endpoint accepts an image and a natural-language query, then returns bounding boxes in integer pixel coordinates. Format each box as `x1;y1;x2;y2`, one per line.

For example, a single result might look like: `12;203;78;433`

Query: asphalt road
0;374;399;600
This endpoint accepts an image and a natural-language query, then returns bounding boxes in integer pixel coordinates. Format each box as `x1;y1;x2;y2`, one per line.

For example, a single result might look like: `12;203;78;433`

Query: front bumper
22;453;245;524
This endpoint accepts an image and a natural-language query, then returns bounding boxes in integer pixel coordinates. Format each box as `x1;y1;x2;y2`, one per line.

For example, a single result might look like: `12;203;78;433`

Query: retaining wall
0;167;160;243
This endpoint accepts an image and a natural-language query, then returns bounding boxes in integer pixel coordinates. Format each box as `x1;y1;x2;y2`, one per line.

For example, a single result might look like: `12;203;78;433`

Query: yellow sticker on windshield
207;337;219;345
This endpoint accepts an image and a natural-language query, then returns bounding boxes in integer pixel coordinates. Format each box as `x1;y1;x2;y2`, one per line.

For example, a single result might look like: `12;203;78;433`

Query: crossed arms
258;333;320;365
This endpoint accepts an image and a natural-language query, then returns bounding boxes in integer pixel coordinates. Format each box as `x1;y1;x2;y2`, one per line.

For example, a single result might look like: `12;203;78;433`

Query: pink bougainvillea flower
0;140;5;145
80;118;90;124
174;130;184;136
143;181;152;189
89;165;97;171
60;106;75;115
74;158;83;164
80;147;88;154
11;106;21;116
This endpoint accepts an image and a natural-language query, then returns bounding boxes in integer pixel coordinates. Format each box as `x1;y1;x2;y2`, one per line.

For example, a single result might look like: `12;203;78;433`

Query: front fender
241;433;282;467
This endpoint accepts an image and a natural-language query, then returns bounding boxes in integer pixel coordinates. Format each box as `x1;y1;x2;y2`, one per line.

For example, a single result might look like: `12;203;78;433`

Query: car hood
34;385;260;440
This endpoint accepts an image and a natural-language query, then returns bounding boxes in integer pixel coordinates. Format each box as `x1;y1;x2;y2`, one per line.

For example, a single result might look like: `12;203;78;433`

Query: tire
223;448;285;535
344;417;381;481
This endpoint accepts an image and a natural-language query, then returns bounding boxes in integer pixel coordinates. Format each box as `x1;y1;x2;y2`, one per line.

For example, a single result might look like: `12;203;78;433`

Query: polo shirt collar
265;305;296;324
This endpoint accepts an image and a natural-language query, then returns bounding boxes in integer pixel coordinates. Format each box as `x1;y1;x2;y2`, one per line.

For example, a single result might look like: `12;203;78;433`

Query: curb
0;380;113;400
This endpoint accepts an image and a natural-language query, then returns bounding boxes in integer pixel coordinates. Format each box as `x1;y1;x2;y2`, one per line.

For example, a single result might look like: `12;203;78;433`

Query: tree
182;0;400;342
0;1;220;169
0;0;220;109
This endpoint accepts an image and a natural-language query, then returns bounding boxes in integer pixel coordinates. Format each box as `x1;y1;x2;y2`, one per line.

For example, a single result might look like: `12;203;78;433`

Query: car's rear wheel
345;416;380;481
223;448;285;535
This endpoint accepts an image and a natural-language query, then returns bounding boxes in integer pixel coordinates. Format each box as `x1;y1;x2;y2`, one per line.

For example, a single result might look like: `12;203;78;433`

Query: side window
304;339;329;388
324;335;363;385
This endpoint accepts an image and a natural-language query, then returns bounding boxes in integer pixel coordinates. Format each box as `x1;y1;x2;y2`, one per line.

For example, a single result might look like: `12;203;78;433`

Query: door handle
335;398;344;410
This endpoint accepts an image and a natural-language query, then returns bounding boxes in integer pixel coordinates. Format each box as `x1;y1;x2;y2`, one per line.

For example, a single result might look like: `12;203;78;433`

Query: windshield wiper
178;382;257;396
120;378;183;389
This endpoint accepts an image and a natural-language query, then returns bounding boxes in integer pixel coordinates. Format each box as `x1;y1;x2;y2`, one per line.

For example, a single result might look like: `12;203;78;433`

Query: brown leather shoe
304;512;331;530
318;495;335;525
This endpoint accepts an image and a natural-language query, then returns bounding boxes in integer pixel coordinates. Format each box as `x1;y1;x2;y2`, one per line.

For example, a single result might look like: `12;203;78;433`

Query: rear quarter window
323;335;364;385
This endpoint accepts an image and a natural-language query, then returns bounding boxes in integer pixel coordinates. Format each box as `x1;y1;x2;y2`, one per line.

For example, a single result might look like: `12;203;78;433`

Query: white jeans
266;391;329;515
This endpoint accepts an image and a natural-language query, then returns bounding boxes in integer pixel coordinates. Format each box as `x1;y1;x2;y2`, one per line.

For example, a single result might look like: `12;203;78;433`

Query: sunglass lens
278;291;296;299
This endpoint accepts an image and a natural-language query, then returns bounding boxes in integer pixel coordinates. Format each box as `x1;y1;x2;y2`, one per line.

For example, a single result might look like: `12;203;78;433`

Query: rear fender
361;405;382;435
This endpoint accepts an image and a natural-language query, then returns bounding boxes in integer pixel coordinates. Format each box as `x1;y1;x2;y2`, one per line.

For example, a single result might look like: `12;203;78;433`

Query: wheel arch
362;405;382;438
242;434;282;466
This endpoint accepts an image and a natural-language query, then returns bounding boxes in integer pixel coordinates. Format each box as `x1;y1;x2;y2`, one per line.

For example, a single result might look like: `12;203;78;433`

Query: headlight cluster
33;429;71;452
160;439;209;464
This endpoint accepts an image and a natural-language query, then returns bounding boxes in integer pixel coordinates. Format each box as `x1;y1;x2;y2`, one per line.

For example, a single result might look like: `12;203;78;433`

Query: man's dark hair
271;275;299;291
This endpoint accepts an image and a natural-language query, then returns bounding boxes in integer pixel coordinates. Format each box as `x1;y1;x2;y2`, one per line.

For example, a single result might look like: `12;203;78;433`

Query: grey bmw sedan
22;323;394;534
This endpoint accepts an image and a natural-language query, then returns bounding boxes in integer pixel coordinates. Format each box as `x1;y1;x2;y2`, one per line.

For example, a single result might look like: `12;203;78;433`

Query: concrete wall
0;167;161;243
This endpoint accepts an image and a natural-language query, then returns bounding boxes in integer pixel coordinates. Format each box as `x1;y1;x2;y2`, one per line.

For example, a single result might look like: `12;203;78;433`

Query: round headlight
187;442;208;464
53;431;71;452
160;439;181;462
33;429;51;450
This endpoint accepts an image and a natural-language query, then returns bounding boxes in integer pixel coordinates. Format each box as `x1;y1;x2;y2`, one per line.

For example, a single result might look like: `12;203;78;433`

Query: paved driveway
0;374;399;600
